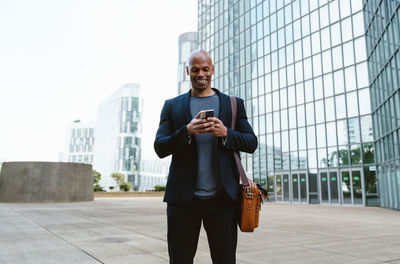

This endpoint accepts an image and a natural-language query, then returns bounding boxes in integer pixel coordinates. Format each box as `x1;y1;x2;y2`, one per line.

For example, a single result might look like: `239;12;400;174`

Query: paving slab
1;198;400;264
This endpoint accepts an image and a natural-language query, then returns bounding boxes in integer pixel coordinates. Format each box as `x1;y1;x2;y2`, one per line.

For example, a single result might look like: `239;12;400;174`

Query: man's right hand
187;112;215;136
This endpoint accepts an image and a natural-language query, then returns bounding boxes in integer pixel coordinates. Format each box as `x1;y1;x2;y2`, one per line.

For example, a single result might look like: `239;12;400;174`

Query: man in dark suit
154;50;257;264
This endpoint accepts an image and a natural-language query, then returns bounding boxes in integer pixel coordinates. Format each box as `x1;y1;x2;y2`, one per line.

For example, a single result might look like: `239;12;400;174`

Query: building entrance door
290;171;308;203
319;170;340;204
340;169;364;205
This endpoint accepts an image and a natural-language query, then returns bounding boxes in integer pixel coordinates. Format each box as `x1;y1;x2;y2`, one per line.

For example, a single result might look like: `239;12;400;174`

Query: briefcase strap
230;96;250;186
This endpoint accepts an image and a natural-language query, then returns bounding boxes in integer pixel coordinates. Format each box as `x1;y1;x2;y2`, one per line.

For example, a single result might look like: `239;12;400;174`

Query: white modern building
137;158;170;192
177;32;197;95
63;120;95;164
93;83;143;191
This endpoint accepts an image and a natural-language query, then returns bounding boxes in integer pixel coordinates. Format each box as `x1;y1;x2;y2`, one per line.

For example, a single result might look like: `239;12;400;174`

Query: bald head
186;49;214;96
187;50;213;68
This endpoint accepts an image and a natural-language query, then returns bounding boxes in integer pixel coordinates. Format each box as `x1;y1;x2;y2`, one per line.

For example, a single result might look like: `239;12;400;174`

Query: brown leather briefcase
230;96;268;232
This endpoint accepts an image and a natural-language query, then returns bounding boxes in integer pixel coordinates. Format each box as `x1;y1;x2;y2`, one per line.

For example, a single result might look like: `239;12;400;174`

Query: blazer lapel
183;90;192;124
214;89;232;129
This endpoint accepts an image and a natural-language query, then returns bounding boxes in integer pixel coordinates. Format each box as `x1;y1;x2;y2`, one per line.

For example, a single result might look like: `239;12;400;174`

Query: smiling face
186;51;214;95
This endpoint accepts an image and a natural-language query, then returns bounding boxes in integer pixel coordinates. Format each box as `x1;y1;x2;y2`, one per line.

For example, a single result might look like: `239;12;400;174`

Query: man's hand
187;112;215;136
207;117;227;138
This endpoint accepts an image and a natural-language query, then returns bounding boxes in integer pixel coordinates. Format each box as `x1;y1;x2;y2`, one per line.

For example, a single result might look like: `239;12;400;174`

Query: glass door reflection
300;173;307;203
292;173;299;202
283;174;290;202
329;171;339;204
320;172;329;203
276;174;282;202
352;170;363;204
341;171;352;204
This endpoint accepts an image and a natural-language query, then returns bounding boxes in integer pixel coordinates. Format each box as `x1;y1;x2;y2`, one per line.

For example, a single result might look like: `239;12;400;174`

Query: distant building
137;158;170;192
93;83;143;191
177;32;197;95
63;120;95;164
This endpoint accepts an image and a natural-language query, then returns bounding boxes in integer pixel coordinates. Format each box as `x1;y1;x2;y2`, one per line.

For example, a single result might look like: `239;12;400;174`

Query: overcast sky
0;0;198;161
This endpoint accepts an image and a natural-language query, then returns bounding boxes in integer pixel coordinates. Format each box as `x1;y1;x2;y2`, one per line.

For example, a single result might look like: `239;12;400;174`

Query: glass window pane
354;37;367;63
340;0;351;18
325;97;335;122
273;111;280;132
318;148;327;168
290;129;298;151
356;62;369;88
361;115;373;142
332;46;343;70
307;125;316;149
345;66;357;91
297;104;305;127
329;0;340;23
311;32;321;54
315;100;325;123
317;124;326;148
347;91;359;117
289;107;297;129
331;22;341;47
359;88;371;115
348;117;361;144
327;121;337;146
341;17;353;42
351;144;362;165
306;102;315;125
308;149;317;168
298;127;306;150
281;109;288;130
321;27;331;51
334;70;345;94
352;12;365;38
282;131;289;152
322;50;332;74
303;36;311;58
314;76;323;100
324;73;334;97
337;119;349;145
319;5;329;29
296;83;305;104
343;41;355;67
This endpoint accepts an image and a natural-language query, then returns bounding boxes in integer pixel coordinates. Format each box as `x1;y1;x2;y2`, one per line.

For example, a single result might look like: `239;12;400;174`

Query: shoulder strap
229;96;250;186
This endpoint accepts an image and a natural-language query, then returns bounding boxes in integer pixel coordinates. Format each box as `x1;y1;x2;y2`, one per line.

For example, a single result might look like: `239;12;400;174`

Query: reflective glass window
266;113;273;133
347;91;359;117
290;129;298;151
308;149;317;168
351;144;362;165
301;15;310;37
359;88;371;115
335;94;346;119
298;104;305;127
304;58;312;80
295;61;304;83
294;40;302;61
288;85;296;107
317;124;327;148
318;148;327;168
296;83;305;104
287;64;295;86
324;73;334;97
334;70;345;94
337;119;348;145
307;125;316;149
303;36;311;58
281;109;288;130
332;46;343;71
305;79;313;102
314;76;323;100
300;0;309;16
280;88;287;109
343;42;354;67
311;32;321;54
352;12;365;38
315;100;325;123
339;0;351;18
320;5;329;29
286;44;294;65
345;66;357;91
341;17;353;43
327;121;338;146
273;90;279;111
361;115;373;142
356;62;369;88
321;27;331;51
331;22;341;47
329;0;340;23
293;19;302;41
285;23;293;44
306;102;315;125
348;117;361;144
273;111;280;132
354;37;367;63
282;130;289;152
325;97;335;122
298;127;306;150
310;10;319;33
289;107;297;129
322;50;332;74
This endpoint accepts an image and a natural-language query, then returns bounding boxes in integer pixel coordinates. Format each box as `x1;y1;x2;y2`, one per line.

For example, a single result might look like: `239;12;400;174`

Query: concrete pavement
1;197;400;264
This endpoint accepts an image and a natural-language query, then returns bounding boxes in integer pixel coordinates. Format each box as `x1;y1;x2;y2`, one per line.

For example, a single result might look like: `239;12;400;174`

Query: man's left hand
207;117;227;138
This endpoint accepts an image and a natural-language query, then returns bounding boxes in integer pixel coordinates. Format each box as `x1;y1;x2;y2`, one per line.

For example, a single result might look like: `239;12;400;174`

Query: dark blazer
154;88;257;204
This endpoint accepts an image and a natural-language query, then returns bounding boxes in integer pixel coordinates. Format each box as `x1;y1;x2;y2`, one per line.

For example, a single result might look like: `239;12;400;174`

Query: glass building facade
198;0;379;206
64;121;95;164
178;32;198;95
364;0;400;210
93;83;143;191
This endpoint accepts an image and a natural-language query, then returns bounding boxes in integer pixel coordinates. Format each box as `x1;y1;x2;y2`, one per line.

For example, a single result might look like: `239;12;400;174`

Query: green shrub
120;181;132;192
154;185;166;192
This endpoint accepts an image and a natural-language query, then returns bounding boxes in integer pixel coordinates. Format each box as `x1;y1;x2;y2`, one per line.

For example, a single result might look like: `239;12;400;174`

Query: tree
111;172;125;187
93;170;104;192
120;181;132;192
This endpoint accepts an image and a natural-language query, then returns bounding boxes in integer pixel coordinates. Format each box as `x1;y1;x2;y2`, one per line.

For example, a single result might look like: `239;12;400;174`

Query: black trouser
167;192;238;264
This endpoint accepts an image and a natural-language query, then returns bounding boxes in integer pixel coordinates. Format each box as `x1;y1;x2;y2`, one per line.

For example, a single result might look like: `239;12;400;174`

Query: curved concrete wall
0;162;94;203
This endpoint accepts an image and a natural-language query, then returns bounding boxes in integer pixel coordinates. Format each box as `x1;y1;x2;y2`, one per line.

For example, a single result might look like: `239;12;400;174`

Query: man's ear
186;66;189;76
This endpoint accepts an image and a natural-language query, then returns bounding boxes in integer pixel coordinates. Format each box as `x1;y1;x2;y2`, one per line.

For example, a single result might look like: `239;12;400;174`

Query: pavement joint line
9;207;105;264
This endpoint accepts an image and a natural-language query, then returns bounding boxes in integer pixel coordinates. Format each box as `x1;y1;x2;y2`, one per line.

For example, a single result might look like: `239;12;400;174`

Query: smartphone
200;109;214;119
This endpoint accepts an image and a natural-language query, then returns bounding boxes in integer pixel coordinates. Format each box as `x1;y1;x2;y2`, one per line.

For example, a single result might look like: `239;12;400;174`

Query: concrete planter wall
0;162;94;203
